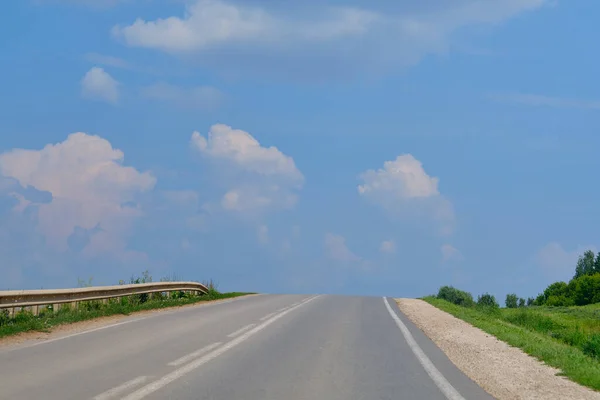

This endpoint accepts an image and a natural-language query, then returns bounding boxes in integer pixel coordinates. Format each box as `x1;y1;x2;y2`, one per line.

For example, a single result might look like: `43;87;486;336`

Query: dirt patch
0;294;257;349
395;298;600;400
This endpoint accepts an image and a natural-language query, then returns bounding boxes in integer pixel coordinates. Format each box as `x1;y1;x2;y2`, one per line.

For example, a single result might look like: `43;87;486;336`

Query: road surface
0;295;494;399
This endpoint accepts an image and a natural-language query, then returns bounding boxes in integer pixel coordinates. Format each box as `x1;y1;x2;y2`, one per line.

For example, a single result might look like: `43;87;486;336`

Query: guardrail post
32;305;39;316
53;303;61;313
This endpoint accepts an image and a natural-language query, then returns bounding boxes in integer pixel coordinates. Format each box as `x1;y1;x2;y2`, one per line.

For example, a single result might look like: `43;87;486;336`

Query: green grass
0;290;253;339
423;296;600;391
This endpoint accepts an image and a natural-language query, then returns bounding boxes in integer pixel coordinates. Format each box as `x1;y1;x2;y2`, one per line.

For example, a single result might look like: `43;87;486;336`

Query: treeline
437;250;600;308
533;250;600;307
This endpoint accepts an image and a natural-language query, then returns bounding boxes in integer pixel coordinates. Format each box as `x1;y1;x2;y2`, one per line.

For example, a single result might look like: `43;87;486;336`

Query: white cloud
257;224;269;244
358;154;454;233
191;124;303;182
141;82;225;111
81;67;120;104
191;124;304;213
324;233;361;263
112;0;379;53
534;242;597;281
112;0;549;78
441;244;463;262
358;154;439;199
0;133;156;255
491;92;600;110
380;240;396;254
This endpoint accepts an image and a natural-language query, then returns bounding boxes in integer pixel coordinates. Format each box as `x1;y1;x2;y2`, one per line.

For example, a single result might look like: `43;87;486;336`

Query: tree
477;293;499;308
437;286;474;307
594;252;600;275
571;274;600;306
537;281;569;305
518;298;526;308
505;293;518;308
574;250;596;279
526;297;535;306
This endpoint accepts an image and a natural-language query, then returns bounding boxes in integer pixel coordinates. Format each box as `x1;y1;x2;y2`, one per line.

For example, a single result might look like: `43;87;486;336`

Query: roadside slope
396;298;600;400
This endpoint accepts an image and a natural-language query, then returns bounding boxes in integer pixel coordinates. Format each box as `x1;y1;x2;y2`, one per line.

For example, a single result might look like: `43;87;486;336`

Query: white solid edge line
3;317;149;353
1;294;259;353
121;295;321;400
93;376;148;400
227;323;256;338
167;342;222;367
383;297;466;400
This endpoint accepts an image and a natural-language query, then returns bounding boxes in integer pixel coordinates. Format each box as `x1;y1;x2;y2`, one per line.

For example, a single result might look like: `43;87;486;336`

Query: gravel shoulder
396;298;600;400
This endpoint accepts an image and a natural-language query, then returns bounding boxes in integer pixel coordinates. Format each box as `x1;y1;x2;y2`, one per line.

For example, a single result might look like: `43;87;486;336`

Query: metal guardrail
0;281;209;316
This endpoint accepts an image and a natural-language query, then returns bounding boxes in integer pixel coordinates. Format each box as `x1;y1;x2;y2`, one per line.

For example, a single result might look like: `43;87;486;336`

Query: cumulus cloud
358;154;454;234
112;0;549;78
81;67;120;104
191;124;304;213
141;82;225;111
359;154;439;199
534;242;597;281
0;133;156;255
441;244;463;262
380;240;396;254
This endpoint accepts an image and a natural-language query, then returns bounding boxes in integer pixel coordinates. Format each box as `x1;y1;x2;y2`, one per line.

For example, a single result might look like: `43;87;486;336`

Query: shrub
0;309;10;326
583;334;600;359
477;293;499;308
545;294;575;307
436;286;475;307
505;293;518;308
13;310;35;323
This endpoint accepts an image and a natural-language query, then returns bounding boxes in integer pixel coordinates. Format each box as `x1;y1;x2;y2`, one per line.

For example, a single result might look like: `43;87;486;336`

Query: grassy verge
423;296;600;391
0;290;252;339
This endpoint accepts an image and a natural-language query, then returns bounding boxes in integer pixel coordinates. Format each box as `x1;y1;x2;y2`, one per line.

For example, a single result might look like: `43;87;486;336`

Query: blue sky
1;0;599;302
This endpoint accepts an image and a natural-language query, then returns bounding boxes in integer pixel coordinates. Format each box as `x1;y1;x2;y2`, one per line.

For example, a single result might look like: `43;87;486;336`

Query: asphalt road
0;295;495;400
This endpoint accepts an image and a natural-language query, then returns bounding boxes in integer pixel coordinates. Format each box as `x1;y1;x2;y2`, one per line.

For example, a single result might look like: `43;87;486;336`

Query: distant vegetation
0;271;251;339
426;250;600;390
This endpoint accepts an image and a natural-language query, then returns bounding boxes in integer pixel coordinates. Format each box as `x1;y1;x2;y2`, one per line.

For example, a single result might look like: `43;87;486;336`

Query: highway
0;294;494;399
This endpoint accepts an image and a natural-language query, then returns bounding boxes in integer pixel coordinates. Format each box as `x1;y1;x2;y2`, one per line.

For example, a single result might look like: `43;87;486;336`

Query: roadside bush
583;334;600;359
505;293;518;308
477;293;499;309
0;309;9;326
13;310;35;323
436;286;475;307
